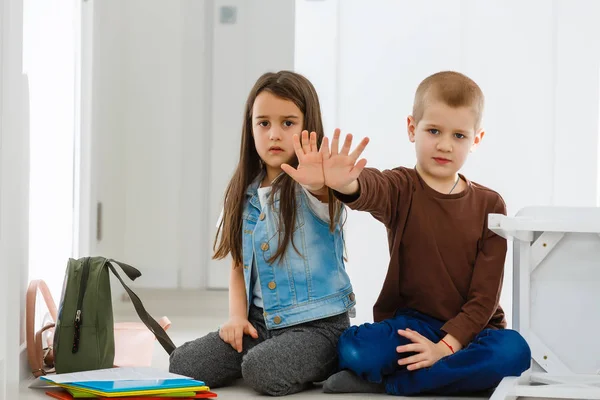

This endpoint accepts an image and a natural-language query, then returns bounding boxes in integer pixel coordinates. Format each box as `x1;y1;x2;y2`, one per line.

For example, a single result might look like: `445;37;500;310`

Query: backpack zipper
72;257;90;353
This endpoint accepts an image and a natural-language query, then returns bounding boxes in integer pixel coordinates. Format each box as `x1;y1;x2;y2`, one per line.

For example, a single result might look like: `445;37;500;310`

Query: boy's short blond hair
412;71;484;130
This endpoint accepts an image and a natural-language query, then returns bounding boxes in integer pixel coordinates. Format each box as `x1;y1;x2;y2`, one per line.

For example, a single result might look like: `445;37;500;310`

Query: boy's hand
395;328;453;371
321;129;369;194
281;130;326;192
219;316;259;353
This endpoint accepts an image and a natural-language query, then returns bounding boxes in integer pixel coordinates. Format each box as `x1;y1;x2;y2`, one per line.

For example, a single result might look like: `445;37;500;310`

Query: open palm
281;130;326;192
322;129;370;192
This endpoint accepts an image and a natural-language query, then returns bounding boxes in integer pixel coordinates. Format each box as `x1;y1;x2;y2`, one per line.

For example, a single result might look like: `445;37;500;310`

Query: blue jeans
338;309;531;396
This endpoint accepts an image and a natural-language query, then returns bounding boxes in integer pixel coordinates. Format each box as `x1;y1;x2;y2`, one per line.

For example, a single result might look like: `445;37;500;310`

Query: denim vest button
268;281;276;290
243;264;249;270
349;292;355;302
261;243;269;251
273;316;282;324
259;213;265;221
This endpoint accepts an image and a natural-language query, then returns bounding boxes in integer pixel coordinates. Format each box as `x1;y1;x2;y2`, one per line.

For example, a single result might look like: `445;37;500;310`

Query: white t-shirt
216;186;330;308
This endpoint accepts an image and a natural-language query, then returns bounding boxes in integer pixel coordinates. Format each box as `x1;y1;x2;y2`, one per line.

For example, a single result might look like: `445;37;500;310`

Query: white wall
295;0;600;327
0;0;29;395
294;0;339;136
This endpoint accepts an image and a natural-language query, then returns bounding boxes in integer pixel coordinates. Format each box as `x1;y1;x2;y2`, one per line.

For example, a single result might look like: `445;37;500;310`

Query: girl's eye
259;121;269;127
283;121;294;127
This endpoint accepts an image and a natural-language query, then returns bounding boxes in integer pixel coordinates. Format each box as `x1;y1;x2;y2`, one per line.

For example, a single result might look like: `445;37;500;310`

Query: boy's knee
338;326;392;382
481;329;531;381
497;330;531;374
338;327;364;371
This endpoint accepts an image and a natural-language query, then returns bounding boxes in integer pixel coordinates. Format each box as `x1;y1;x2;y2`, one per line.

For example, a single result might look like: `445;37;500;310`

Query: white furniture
489;207;600;400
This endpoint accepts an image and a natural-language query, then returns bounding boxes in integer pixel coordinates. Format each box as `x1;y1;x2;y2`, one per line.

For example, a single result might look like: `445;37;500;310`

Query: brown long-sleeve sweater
335;167;507;346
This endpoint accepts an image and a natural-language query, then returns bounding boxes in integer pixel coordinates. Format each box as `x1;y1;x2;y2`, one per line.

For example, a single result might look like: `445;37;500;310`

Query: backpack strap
36;323;56;373
106;259;176;355
26;280;58;377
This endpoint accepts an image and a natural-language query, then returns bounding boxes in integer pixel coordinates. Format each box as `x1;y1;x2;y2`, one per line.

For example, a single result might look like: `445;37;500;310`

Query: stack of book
38;367;217;399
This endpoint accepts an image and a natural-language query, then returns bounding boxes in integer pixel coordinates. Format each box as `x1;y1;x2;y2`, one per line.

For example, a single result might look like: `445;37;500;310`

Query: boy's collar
413;167;472;197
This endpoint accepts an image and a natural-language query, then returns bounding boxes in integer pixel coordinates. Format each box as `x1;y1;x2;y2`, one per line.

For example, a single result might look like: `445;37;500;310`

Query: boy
320;71;531;395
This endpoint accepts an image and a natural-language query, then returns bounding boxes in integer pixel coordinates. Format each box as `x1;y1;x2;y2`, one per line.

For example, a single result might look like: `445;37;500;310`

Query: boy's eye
454;133;466;139
283;120;294;127
428;129;440;135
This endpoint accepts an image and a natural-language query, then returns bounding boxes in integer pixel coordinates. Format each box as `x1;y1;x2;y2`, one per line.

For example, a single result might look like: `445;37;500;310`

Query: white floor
20;289;492;400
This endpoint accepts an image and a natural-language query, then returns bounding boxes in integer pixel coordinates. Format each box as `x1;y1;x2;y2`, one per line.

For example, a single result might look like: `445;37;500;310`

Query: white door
207;0;296;288
87;0;296;291
88;0;212;290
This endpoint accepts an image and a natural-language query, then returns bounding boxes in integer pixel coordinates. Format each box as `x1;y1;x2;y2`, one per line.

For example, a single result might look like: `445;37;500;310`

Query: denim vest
242;179;355;329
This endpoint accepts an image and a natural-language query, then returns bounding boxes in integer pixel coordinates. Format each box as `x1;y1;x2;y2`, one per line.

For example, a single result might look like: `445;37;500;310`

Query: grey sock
323;370;386;394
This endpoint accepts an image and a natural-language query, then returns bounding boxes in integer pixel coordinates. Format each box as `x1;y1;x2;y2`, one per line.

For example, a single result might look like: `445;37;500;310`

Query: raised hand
321;128;369;194
281;130;326;192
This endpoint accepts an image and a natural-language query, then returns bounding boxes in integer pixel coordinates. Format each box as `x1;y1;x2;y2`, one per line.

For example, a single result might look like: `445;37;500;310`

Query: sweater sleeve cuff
332;177;368;210
332;190;359;204
441;319;479;348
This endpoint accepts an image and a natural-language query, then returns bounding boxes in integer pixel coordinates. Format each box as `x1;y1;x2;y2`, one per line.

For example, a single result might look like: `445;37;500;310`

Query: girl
169;71;355;396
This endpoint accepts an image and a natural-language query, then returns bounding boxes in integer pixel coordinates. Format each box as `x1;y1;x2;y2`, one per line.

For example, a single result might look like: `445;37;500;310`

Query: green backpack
52;257;175;373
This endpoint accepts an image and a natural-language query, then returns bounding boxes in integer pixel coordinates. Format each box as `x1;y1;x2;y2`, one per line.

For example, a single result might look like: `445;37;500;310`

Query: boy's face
407;101;483;182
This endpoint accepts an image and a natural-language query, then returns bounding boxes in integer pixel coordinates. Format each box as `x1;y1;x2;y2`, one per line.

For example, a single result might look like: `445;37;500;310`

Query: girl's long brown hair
213;71;343;266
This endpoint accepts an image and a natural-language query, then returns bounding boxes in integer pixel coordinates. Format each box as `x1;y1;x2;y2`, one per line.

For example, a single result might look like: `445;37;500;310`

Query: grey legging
169;305;349;396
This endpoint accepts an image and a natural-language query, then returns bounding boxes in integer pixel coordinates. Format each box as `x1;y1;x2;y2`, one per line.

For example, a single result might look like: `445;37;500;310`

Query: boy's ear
470;128;485;152
407;116;417;143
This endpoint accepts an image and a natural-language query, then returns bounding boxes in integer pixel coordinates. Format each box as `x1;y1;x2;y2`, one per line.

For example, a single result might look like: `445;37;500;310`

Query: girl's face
252;91;304;180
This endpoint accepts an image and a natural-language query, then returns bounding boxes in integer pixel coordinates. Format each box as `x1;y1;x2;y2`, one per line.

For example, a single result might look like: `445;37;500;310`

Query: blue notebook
68;378;206;393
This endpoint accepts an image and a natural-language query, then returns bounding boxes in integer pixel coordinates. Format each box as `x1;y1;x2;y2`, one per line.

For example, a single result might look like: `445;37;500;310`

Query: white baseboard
113;288;228;319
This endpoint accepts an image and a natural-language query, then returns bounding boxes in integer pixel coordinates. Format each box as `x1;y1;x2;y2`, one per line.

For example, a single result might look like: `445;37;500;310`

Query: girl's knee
241;351;267;391
169;334;239;387
241;352;293;396
168;345;196;378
